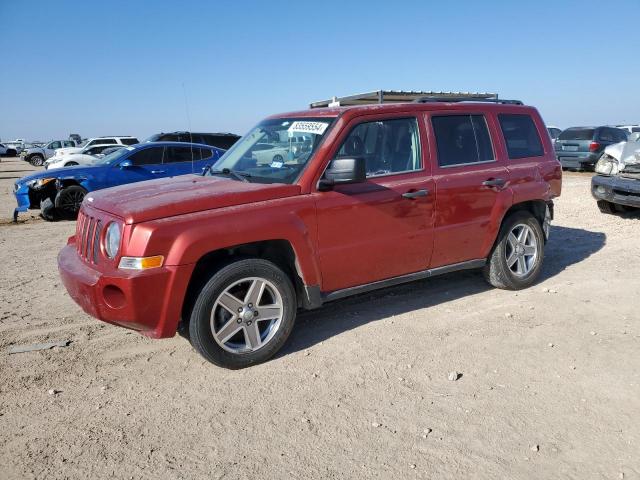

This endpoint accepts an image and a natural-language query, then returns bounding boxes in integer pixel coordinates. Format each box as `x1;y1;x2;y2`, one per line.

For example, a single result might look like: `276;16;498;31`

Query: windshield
207;117;334;184
95;146;133;164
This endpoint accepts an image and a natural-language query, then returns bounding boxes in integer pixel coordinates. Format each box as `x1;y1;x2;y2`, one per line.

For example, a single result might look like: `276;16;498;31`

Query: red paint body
58;102;562;338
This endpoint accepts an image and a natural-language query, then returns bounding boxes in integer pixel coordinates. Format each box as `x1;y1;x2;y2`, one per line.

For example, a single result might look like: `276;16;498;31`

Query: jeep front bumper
58;241;195;338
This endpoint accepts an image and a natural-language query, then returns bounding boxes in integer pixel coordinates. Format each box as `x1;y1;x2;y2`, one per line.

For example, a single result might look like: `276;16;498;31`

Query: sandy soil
0;156;639;479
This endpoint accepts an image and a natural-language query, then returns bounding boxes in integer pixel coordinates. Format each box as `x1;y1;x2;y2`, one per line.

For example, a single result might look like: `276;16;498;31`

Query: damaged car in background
13;142;223;222
592;138;640;214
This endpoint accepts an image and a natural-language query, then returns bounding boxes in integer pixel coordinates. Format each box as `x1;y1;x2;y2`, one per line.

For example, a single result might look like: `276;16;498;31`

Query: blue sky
1;0;639;141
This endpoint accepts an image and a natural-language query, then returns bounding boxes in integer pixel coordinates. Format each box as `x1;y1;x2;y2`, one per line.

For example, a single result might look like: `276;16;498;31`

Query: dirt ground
0;156;638;479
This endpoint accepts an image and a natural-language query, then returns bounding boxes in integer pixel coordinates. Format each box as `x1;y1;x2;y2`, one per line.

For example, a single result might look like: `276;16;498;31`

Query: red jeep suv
58;97;562;368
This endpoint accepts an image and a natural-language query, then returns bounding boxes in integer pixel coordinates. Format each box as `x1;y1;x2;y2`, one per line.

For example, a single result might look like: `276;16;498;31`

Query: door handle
151;170;166;174
402;189;429;199
482;178;506;188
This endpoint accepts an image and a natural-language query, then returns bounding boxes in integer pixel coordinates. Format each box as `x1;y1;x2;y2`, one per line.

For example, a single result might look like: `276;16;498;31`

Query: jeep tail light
589;142;600;152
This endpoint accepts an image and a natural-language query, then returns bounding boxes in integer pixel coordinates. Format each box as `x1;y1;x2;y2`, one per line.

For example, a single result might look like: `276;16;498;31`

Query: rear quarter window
498;114;544;159
120;138;139;145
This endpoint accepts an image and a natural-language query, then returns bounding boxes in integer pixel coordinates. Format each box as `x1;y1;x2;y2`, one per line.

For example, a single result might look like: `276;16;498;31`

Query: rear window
120;138;139;145
498;114;544;159
558;128;595;141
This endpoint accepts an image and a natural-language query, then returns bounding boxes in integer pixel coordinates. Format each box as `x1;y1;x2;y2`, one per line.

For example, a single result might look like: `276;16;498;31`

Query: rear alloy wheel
29;154;45;166
188;259;296;369
272;154;284;163
54;185;86;219
484;211;545;290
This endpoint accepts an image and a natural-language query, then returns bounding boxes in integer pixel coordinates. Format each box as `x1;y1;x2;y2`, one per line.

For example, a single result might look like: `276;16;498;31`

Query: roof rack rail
413;96;523;105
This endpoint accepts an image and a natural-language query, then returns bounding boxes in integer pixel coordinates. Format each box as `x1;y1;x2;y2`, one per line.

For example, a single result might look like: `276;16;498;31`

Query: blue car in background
13;142;224;221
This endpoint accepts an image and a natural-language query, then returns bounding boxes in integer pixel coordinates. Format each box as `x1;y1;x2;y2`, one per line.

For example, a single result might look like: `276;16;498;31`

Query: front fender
127;196;322;287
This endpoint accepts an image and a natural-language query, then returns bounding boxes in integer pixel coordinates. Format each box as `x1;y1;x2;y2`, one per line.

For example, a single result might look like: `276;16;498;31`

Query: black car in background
145;132;240;150
555;126;628;170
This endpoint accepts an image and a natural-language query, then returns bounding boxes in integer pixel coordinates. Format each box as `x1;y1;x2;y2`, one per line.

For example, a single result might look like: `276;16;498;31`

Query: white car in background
45;144;126;169
53;136;139;157
0;143;19;157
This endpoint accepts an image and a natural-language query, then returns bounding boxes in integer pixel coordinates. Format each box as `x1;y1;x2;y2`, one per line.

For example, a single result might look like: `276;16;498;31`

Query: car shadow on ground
280;225;606;357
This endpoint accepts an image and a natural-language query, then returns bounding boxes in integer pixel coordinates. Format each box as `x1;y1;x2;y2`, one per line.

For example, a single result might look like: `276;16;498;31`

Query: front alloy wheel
211;277;284;353
188;258;296;368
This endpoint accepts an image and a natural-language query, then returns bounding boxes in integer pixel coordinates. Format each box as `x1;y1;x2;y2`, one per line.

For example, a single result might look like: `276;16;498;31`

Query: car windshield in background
95;146;132;164
143;134;162;142
558;128;595;141
208;118;334;184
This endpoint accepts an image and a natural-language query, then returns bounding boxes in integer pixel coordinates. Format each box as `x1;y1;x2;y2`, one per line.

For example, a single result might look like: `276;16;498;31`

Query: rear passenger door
427;112;510;268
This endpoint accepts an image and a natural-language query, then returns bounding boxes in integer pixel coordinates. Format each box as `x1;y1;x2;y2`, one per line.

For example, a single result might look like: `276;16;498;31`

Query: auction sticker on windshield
288;121;328;136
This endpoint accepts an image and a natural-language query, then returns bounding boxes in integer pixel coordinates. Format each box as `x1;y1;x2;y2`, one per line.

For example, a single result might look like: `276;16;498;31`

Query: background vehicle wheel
188;258;296;369
272;154;284;163
40;198;60;222
7;149;17;157
54;185;86;219
597;200;617;214
483;211;545;290
65;161;78;166
29;154;44;166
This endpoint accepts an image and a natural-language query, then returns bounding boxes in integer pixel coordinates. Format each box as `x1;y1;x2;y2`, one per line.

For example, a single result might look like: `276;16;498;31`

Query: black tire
7;149;17;157
188;258;296;369
272;154;284;163
40;197;60;222
29;154;45;166
65;161;79;166
54;185;86;219
597;200;617;214
483;211;545;290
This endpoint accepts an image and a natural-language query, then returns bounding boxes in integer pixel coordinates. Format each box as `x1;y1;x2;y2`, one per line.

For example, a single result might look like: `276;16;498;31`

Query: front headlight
26;178;55;189
595;155;619;175
104;222;121;259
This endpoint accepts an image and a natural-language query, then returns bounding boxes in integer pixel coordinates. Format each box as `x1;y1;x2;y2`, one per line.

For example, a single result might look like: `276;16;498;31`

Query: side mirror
119;159;133;169
201;164;211;175
318;157;366;190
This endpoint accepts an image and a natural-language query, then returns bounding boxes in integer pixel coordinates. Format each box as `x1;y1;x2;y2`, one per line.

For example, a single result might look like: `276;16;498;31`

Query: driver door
106;146;166;188
313;114;435;292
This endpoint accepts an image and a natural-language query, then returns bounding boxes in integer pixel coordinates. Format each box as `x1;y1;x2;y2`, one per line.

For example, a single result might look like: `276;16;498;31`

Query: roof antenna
182;82;195;173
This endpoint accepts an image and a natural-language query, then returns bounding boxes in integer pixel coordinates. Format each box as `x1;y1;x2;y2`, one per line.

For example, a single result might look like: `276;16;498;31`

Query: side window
63;141;74;147
616;130;628;142
100;138;117;145
598;129;614;142
120;138;138;145
49;141;62;149
498;114;544;159
200;148;214;161
432;115;494;167
335;117;421;177
163;146;197;163
129;147;164;166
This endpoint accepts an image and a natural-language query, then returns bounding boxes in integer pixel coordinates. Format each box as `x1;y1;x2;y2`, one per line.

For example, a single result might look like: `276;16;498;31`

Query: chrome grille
76;210;103;264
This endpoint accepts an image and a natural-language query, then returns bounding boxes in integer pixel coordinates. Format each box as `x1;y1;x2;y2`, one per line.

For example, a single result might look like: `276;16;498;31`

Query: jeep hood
87;175;301;224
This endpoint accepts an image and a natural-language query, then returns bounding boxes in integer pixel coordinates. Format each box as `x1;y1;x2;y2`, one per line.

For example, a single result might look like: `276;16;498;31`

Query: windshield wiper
208;168;251;182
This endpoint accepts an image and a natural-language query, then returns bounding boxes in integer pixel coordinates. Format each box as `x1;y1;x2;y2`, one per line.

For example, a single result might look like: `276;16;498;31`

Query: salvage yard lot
0;157;639;479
